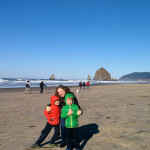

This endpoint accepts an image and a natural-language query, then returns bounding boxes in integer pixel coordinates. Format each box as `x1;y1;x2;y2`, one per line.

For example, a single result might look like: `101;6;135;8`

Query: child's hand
69;109;73;115
46;106;51;112
77;110;82;116
50;117;55;121
68;109;73;115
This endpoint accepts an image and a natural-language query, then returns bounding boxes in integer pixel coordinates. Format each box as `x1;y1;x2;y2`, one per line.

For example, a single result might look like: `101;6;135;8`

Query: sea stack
50;74;55;80
93;67;111;80
87;75;91;80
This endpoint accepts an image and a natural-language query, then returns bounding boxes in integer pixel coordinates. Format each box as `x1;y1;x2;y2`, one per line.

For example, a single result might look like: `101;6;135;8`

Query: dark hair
55;85;71;98
55;85;82;111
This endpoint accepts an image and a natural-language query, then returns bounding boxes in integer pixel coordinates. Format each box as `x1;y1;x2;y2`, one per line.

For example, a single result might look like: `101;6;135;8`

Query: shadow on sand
78;123;99;149
39;123;99;149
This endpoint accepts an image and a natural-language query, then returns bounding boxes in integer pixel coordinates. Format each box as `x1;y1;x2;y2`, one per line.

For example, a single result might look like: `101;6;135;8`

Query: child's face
55;100;60;106
66;98;73;105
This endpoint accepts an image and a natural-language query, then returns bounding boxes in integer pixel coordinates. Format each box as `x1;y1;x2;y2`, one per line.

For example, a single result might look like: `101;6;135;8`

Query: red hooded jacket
86;81;90;86
44;95;61;125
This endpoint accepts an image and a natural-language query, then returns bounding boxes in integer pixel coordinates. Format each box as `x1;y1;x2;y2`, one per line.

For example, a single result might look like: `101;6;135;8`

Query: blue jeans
60;118;66;143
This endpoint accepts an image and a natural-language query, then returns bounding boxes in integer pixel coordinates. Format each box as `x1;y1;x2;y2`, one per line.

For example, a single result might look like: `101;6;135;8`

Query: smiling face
66;98;73;105
57;88;66;98
55;100;60;106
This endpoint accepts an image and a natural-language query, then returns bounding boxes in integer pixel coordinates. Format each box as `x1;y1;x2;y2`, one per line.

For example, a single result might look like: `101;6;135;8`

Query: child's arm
46;106;51;112
72;105;82;117
61;107;69;119
77;110;82;115
44;109;52;120
68;109;73;115
45;103;51;112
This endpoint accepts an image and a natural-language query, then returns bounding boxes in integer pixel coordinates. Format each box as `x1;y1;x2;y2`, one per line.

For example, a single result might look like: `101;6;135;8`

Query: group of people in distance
31;85;83;150
25;80;90;95
25;81;47;94
79;81;90;89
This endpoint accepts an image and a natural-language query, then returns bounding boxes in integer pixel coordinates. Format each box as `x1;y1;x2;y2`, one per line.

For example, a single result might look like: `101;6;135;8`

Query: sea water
0;78;150;88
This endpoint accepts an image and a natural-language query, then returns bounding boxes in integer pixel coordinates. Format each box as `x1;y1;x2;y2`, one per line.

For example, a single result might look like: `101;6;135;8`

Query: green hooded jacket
61;93;80;128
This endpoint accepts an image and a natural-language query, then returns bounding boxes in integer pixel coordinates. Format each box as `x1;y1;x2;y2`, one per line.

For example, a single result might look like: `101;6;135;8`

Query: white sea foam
0;79;9;83
0;78;149;88
0;79;4;82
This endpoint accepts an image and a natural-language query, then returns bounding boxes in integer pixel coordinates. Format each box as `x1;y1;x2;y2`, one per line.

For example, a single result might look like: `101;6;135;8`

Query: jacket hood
51;95;59;106
65;93;74;105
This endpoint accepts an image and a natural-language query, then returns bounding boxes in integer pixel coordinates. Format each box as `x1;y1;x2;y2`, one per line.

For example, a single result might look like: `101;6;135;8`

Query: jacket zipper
70;106;72;127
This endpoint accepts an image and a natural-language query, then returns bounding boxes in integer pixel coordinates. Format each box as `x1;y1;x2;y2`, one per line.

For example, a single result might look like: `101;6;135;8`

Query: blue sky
0;0;150;80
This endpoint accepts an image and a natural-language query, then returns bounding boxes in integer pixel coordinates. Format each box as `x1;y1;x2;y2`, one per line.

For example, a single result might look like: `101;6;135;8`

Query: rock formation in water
87;75;91;80
50;74;55;80
93;67;111;81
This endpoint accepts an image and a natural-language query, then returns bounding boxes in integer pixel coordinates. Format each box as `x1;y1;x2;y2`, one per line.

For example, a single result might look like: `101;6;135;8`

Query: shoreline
0;80;150;90
0;82;150;92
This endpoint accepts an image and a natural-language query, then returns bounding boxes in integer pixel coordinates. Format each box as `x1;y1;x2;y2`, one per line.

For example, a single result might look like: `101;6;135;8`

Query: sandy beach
0;84;150;150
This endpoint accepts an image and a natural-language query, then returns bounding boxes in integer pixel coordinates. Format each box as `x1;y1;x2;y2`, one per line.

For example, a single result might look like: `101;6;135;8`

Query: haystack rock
87;75;91;80
50;74;55;80
93;67;111;80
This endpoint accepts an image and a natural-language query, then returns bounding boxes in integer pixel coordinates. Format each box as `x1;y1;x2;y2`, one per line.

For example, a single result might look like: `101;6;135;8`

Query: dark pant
66;128;80;149
40;88;43;93
60;118;66;143
36;122;59;145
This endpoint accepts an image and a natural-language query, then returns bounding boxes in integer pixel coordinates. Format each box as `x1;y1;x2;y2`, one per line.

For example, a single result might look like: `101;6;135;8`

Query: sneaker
60;142;66;148
31;143;40;149
49;143;58;148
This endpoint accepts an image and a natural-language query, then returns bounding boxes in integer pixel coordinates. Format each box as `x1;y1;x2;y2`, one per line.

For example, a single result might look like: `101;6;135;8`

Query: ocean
0;78;150;89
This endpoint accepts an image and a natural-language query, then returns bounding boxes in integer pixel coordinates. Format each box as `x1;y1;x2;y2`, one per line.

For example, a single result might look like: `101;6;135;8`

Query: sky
0;0;150;80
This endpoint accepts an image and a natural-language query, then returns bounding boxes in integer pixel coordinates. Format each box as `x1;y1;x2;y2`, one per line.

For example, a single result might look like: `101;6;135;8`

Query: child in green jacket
61;93;82;150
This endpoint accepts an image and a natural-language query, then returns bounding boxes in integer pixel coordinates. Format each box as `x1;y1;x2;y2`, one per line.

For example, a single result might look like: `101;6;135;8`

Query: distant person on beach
40;81;47;94
46;85;82;148
31;95;61;148
86;81;90;89
25;80;30;94
61;93;82;150
83;82;85;89
79;81;82;89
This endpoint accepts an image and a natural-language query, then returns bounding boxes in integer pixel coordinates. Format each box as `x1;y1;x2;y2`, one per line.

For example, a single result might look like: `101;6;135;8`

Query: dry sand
0;84;150;150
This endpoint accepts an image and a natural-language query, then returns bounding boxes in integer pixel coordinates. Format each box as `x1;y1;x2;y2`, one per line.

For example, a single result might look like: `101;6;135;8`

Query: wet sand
0;84;150;150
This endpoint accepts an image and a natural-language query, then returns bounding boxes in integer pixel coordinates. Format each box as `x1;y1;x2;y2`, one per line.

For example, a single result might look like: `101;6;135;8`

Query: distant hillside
119;72;150;81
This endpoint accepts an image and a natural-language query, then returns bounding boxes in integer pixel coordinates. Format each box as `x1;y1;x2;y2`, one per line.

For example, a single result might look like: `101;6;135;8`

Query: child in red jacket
31;95;61;148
